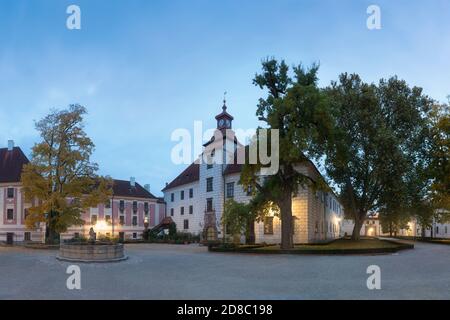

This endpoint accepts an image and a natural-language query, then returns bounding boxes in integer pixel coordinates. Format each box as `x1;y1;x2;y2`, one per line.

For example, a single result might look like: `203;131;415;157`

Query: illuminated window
264;217;274;235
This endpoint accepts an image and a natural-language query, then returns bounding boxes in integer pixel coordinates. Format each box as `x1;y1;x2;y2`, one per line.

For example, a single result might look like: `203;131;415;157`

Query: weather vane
223;91;227;110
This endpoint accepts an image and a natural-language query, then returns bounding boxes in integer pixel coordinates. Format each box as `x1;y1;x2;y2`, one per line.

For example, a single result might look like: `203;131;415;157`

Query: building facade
342;213;450;239
162;103;344;244
0;141;165;244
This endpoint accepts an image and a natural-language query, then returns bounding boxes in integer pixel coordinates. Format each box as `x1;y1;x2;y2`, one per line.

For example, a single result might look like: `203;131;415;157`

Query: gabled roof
162;162;199;191
112;179;157;199
0;147;30;183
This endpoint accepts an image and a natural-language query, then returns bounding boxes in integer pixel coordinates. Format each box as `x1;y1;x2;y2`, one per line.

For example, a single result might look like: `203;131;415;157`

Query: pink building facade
0;141;166;243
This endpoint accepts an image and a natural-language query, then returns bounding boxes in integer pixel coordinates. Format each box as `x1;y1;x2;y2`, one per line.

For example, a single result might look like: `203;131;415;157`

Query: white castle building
162;102;344;244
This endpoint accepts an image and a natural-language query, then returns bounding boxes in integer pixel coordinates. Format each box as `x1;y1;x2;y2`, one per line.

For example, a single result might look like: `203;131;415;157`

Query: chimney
130;177;136;187
144;184;151;192
7;140;14;151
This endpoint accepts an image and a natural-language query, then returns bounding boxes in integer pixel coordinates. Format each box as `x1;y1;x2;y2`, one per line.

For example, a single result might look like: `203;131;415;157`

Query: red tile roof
162;162;199;191
0;147;30;183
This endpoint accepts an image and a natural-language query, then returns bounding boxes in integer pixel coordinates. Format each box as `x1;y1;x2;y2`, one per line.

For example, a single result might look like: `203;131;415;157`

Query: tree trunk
351;216;363;241
279;193;293;249
46;224;56;244
45;212;60;244
246;219;255;245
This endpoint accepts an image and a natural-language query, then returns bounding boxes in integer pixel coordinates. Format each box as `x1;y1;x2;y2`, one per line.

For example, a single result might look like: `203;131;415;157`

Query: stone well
57;243;128;262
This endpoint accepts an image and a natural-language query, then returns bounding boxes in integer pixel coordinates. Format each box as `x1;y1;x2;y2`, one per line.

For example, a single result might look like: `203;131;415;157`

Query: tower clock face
225;119;231;128
219;119;225;127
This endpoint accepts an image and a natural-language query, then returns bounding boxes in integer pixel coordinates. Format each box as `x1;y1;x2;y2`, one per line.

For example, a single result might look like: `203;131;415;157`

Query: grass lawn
210;238;413;254
256;239;399;251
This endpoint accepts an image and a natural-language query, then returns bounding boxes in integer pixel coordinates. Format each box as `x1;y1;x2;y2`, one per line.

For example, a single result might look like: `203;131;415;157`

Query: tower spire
222;91;227;111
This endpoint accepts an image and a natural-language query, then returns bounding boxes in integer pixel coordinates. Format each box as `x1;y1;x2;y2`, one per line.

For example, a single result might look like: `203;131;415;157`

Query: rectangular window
133;201;138;213
189;205;193;215
7;188;14;198
184;219;189;230
119;216;125;225
180;207;184;215
206;177;213;192
264;217;274;235
206;198;213;212
91;215;98;225
132;216;137;226
180;190;184;200
105;215;111;225
445;226;448;234
133;232;137;239
144;202;149;213
105;200;111;208
171;193;174;202
189;188;193;198
24;232;31;241
119;200;125;212
226;182;234;198
170;208;174;216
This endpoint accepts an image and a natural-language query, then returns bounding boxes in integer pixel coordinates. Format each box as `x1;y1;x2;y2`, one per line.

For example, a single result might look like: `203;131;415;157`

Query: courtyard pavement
0;241;449;299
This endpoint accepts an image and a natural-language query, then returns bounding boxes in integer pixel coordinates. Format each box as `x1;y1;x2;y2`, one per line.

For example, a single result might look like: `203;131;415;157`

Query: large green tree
324;74;434;240
21;104;111;243
241;59;331;249
429;101;450;212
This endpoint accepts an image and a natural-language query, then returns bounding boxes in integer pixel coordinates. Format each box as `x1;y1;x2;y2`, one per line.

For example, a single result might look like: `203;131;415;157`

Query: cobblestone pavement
0;241;449;299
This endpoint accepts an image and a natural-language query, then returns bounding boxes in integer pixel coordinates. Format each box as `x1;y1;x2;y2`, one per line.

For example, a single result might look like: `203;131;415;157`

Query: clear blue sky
0;0;449;196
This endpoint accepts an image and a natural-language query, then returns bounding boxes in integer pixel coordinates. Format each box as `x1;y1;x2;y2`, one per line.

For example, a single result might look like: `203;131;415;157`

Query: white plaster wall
163;180;201;234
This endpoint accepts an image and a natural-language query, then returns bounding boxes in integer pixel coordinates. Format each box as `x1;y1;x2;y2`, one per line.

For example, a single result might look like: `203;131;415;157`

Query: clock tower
215;98;233;130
